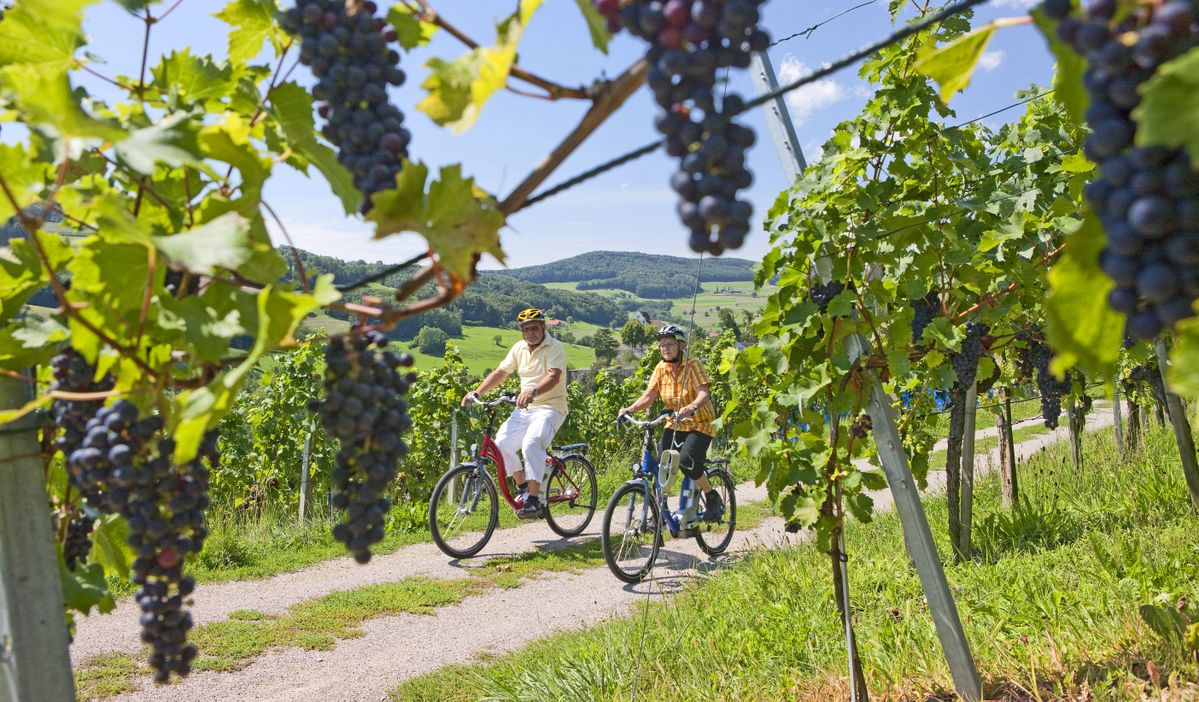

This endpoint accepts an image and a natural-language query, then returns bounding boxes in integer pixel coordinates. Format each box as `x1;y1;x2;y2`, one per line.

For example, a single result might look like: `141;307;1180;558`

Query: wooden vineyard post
0;375;76;701
999;389;1018;507
958;382;979;558
1154;339;1199;508
1067;399;1084;476
1112;384;1125;453
751;49;981;702
299;432;313;521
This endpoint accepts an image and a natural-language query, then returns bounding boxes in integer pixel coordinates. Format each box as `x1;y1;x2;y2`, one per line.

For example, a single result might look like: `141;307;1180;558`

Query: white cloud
978;50;1005;71
777;55;847;126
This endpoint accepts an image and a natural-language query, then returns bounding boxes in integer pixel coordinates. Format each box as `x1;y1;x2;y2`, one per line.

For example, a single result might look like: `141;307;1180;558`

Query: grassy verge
78;500;778;699
392;426;1199;702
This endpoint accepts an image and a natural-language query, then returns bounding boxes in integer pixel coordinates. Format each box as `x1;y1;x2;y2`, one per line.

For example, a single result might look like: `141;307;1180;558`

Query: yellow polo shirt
498;334;569;415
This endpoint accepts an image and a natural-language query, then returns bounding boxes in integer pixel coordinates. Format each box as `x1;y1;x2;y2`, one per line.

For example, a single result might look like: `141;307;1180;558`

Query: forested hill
280;247;628;328
492;251;756;284
489;251;758;299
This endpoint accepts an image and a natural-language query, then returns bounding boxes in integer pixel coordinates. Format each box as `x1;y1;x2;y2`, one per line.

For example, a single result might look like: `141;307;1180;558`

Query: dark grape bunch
594;0;769;255
849;413;873;439
1017;325;1070;428
281;1;409;214
1042;0;1199;340
66;400;161;515
67;398;216;682
63;513;96;572
910;291;939;344
312;333;414;564
807;279;846;313
950;322;988;393
124;432;218;683
50;348;114;462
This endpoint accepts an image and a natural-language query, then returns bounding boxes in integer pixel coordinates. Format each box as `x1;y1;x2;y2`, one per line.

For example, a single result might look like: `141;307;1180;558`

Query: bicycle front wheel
695;469;736;556
601;482;661;584
544;455;598;538
428;464;498;559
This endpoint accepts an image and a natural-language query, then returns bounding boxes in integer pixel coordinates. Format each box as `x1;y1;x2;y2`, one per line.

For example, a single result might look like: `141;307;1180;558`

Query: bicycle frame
621;413;701;539
465;397;585;511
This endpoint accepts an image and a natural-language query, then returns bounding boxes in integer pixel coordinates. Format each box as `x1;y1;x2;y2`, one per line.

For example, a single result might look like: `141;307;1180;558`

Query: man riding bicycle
462;308;567;519
618;324;723;521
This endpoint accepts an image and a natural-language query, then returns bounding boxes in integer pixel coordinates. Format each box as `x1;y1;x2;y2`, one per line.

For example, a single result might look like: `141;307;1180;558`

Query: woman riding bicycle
618;324;723;521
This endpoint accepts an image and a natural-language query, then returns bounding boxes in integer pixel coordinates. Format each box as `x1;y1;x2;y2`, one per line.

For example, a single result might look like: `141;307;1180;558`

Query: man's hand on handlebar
461;391;481;407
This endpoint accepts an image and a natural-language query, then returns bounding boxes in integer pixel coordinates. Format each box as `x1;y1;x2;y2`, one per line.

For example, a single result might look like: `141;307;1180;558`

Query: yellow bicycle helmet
516;307;546;324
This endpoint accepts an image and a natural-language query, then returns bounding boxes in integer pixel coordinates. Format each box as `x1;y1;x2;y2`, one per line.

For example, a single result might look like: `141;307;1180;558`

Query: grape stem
262;199;311;293
950;241;1067;322
406;0;590;101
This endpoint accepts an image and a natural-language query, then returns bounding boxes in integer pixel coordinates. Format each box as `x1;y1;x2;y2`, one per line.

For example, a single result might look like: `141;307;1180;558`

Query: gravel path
82;408;1114;701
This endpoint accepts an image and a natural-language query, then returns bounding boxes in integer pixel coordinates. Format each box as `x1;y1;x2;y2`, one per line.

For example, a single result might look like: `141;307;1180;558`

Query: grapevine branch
0;173;160;378
407;0;590;101
513;0;993;210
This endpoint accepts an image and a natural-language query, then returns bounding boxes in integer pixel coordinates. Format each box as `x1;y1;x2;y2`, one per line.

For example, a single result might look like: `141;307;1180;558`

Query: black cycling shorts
659;428;712;481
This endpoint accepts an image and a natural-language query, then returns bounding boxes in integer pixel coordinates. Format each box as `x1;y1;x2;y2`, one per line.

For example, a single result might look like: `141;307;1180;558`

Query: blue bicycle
600;410;737;584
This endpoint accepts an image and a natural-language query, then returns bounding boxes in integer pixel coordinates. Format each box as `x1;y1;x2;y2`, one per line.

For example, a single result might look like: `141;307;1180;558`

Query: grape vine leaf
417;0;544;133
0;144;46;223
1031;7;1089;129
215;0;279;67
152;212;276;278
113;112;203;175
172;276;338;462
150;49;236;110
1132;48;1199;165
1167;315;1199;398
913;24;997;103
368;161;505;281
573;0;611;54
1044;211;1123;373
58;554;115;617
0;231;71;322
269;82;359;215
0;65;125;142
386;3;439;50
89;514;133;579
0;0;95;71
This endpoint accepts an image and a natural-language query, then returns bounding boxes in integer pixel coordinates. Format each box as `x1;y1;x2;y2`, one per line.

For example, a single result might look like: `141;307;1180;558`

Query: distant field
541;280;772;320
297;312;351;337
399;325;597;375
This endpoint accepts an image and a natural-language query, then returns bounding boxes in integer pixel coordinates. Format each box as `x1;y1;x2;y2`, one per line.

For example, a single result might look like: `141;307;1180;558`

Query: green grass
392;425;1199;702
399;325;597;374
74;654;139;701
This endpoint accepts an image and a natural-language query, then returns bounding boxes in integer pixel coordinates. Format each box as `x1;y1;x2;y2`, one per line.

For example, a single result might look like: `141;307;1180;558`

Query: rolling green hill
398;325;597;374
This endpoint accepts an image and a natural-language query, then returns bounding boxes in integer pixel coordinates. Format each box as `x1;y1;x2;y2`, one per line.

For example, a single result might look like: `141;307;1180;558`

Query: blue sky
69;0;1052;269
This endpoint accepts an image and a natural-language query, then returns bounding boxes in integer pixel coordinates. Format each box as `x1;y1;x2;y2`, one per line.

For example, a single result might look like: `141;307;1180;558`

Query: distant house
546;319;563;327
708;331;721;338
633;311;651;324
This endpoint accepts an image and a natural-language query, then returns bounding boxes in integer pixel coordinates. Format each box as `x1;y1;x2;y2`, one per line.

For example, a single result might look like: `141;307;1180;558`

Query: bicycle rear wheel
601;482;661;584
695;469;736;556
428;464;498;559
544;455;598;538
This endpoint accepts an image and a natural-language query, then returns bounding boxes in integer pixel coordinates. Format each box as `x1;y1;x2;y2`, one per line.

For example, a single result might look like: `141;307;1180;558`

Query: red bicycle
427;394;598;558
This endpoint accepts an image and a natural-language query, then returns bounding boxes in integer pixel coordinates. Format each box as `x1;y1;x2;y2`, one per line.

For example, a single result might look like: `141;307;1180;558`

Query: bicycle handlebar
617;410;677;428
468;393;517;408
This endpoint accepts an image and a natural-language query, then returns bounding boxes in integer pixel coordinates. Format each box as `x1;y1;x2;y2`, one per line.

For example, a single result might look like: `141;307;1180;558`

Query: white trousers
494;406;565;484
